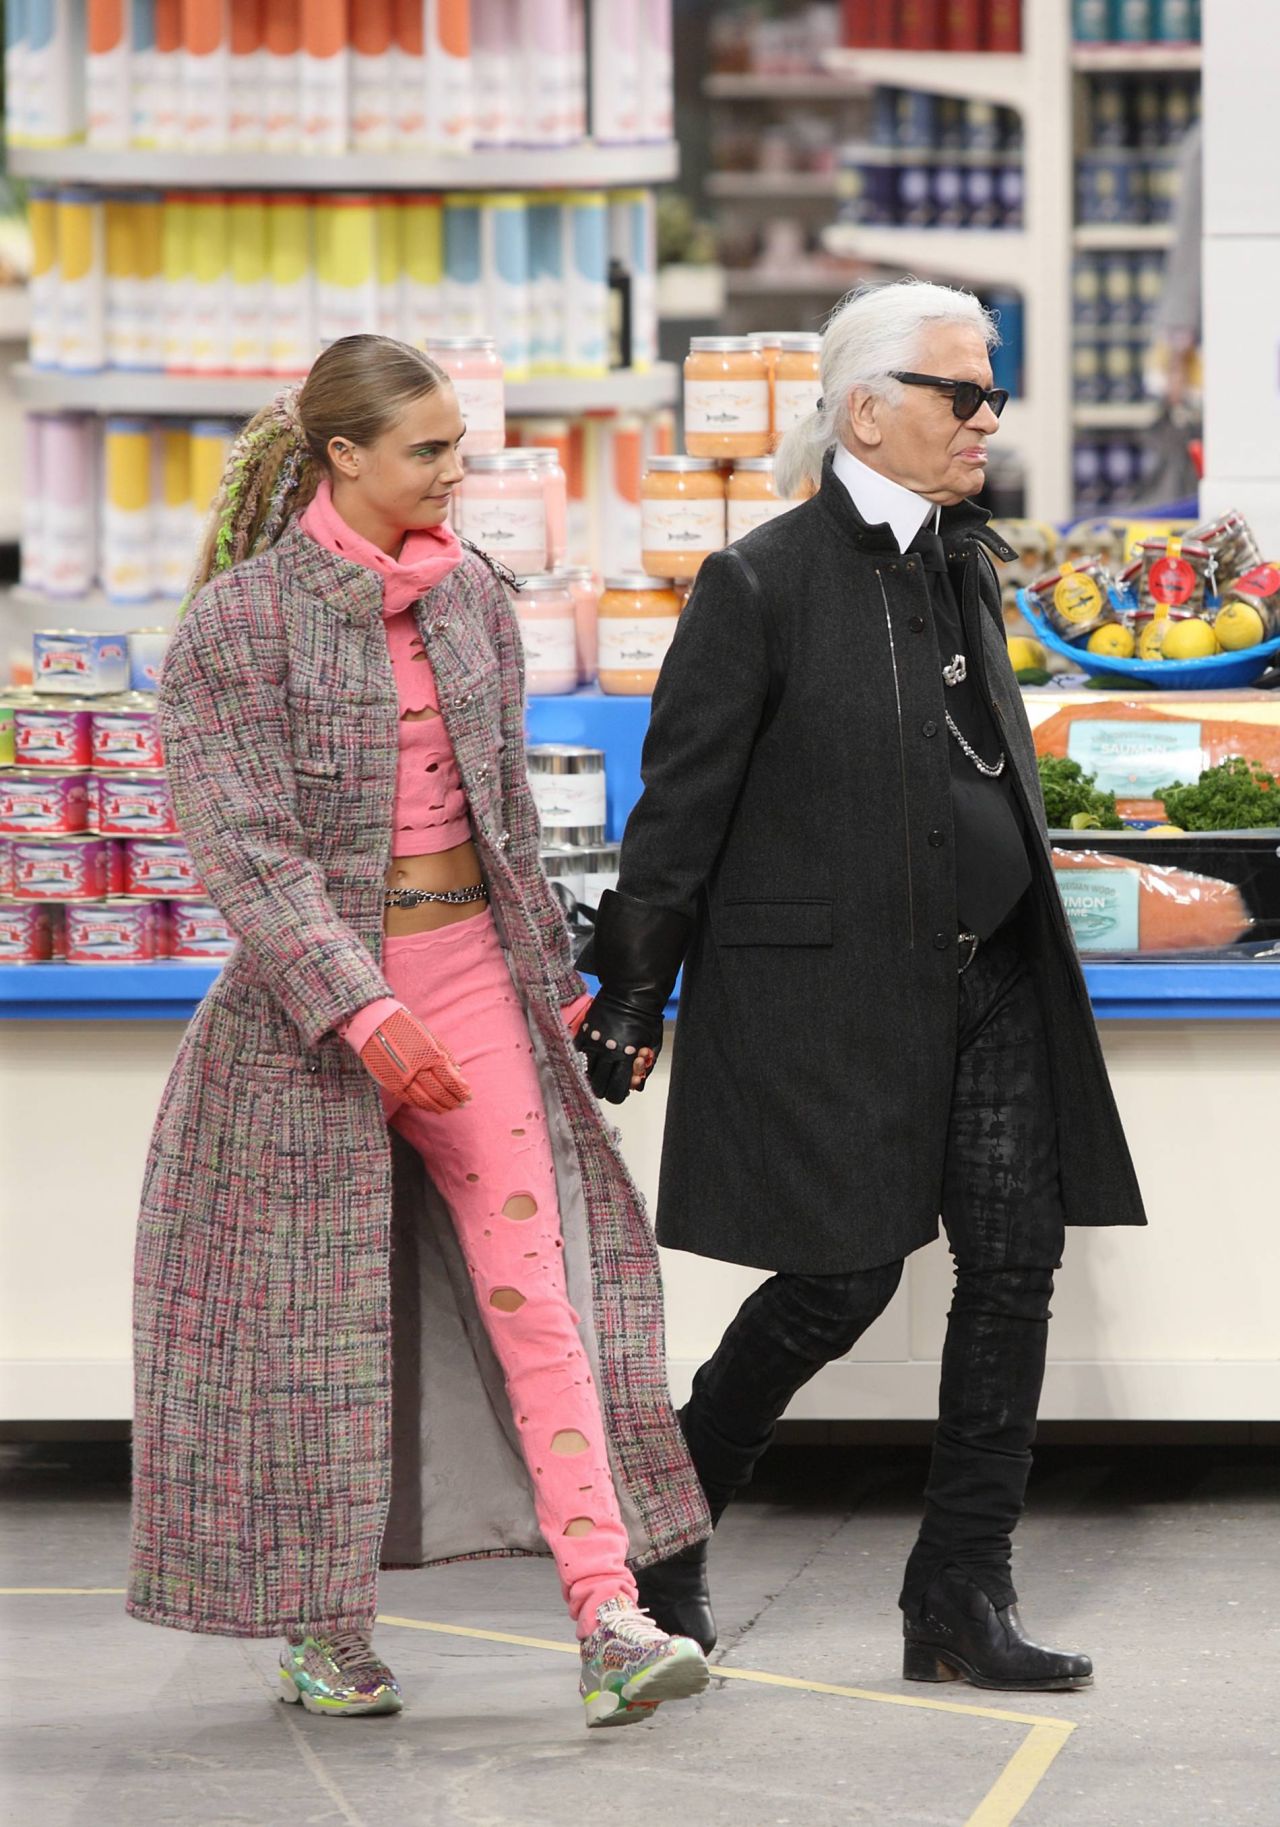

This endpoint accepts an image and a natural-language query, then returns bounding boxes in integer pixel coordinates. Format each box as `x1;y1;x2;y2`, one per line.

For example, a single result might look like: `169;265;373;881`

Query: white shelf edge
6;142;679;190
1072;402;1161;430
820;222;1029;288
723;266;858;297
702;72;865;101
1071;43;1202;73
705;172;845;200
12;364;679;418
6;583;178;616
823;47;1029;111
1073;223;1175;250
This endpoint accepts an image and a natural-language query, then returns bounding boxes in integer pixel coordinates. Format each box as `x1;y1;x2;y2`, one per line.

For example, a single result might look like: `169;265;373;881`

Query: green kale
1037;755;1125;830
1156;757;1280;831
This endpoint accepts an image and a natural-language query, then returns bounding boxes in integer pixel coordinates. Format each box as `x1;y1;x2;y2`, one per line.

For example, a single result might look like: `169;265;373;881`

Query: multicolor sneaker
278;1628;403;1717
578;1597;710;1729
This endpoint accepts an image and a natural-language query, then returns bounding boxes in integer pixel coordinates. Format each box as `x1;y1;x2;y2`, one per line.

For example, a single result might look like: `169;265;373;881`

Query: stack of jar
0;659;234;966
527;744;621;926
614;333;821;693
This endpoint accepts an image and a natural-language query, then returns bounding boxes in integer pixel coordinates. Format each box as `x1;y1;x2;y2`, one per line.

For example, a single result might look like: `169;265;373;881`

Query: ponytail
774;397;841;502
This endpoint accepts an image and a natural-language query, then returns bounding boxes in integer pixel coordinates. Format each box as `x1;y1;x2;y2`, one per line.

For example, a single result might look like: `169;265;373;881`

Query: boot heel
903;1640;962;1683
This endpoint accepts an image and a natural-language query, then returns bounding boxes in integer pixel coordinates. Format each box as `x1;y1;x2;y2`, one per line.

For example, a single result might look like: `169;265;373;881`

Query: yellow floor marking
2;1591;1076;1826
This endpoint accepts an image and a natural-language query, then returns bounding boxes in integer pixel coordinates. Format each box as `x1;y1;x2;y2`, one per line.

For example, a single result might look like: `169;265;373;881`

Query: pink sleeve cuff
339;996;405;1056
561;990;594;1037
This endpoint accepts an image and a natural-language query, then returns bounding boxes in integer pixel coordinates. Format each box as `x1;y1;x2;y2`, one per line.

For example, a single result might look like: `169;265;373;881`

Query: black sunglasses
891;372;1010;421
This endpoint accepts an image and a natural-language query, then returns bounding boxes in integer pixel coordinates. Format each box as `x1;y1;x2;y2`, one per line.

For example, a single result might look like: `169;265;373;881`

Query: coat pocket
294;757;341;787
716;899;833;947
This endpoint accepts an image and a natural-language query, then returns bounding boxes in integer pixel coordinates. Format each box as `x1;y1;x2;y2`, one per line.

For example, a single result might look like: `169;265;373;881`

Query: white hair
774;279;1000;500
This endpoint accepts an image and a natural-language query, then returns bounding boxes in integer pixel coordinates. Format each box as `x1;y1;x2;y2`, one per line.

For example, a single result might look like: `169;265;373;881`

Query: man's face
847;321;1001;506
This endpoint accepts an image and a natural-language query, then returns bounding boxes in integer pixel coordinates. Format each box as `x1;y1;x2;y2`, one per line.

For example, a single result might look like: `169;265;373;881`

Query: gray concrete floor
2;1439;1278;1827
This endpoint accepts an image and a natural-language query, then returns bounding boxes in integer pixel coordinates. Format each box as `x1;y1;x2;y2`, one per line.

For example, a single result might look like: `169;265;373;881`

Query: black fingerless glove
574;889;692;1105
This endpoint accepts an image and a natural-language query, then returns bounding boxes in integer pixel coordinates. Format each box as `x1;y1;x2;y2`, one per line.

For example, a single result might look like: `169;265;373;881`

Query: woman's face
328;383;467;534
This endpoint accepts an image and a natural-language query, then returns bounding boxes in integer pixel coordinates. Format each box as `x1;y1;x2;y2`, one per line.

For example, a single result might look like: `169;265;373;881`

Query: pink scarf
299;478;463;617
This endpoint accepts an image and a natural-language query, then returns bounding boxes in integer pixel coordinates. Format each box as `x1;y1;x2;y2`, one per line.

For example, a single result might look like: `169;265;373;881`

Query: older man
576;281;1145;1691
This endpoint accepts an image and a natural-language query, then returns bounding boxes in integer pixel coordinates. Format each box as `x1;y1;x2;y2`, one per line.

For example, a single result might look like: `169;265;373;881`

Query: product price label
529;770;607;825
728;497;790;542
684;379;770;436
1054;865;1139;952
641;497;726;553
598;616;680;671
1067;720;1205;800
774;378;821;433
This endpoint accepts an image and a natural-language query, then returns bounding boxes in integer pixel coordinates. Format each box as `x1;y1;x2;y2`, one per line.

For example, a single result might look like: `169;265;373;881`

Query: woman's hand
359;1008;471;1113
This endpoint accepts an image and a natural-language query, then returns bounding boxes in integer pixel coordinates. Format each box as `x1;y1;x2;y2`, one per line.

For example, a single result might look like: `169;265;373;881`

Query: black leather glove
574;889;692;1105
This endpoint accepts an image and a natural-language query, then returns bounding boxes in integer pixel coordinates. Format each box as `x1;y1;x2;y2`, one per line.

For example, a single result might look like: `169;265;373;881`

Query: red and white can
11;835;120;900
169;899;237;960
0;837;12;898
13;698;95;767
124;837;202;898
90;695;164;770
65;898;163;963
92;769;178;837
0;769;92;835
0;901;54;962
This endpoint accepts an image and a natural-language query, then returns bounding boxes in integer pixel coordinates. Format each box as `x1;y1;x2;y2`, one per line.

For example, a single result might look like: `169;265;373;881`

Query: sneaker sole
584;1641;711;1729
279;1668;403;1716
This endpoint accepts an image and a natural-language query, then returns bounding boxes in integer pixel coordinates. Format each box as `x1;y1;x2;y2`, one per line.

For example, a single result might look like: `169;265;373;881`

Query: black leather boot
903;1566;1093;1691
636;1540;717;1654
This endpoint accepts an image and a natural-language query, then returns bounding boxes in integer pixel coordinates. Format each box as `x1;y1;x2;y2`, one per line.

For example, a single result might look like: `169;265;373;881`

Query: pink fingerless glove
358;1007;472;1113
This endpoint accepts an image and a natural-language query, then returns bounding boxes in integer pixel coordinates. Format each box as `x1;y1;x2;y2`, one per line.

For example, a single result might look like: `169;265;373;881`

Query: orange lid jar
774;333;822;441
597;575;683;696
683;336;770;459
727;459;798;543
640;456;726;580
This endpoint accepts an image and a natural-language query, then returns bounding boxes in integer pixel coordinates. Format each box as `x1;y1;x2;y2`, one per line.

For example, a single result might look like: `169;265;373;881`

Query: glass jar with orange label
773;333;822;441
597;575;683;695
727;459;801;544
683;337;770;460
640;456;726;580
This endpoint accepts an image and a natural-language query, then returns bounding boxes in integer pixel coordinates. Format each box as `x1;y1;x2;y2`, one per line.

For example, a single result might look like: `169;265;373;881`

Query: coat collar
270;521;403;628
814;452;1016;566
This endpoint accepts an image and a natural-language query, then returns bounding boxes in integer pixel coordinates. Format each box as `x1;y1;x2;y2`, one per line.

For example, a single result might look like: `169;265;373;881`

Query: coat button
909;615;925;633
933;931;950;950
922;719;938;738
928;828;944;847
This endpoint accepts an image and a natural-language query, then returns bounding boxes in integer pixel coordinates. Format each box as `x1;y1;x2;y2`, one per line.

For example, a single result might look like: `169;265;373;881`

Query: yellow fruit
1137;619;1166;661
1006;635;1046;673
1160;617;1219;661
1144;824;1185;836
1213;601;1266;651
1086;622;1136;659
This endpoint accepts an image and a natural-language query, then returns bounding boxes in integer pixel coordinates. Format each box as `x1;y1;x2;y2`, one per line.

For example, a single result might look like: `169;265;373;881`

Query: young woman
127;334;711;1730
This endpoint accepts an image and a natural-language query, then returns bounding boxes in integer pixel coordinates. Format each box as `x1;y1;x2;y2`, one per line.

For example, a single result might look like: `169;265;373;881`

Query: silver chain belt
945;708;1006;779
384;883;489;909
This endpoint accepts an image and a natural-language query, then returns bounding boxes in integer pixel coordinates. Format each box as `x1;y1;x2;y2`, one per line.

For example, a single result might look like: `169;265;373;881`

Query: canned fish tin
11;835;119;900
32;629;131;696
0;690;37;767
0;769;92;835
124;837;202;897
526;746;608;842
13;698;96;767
1134;535;1213;615
0;901;54;962
128;627;172;693
92;769;178;836
1188;509;1262;585
1027;559;1117;639
0;837;12;897
169;900;237;960
65;898;162;963
91;695;164;770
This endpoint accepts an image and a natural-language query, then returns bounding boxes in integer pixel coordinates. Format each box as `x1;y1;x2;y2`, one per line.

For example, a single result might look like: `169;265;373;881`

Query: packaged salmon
1029;699;1280;821
1051;847;1254;954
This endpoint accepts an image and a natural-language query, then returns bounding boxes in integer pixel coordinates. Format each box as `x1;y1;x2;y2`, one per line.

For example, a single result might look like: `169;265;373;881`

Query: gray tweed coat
127;524;708;1640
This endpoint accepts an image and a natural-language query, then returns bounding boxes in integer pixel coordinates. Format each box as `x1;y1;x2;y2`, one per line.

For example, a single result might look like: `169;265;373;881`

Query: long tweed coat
127;523;708;1640
618;459;1147;1274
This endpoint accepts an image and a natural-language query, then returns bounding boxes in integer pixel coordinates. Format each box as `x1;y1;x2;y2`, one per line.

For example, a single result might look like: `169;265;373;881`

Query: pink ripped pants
381;910;638;1638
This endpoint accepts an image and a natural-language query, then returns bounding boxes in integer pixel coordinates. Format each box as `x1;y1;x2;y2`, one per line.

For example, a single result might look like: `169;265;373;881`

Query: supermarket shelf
6;142;680;190
13;363;680;417
0;290;30;340
1072;401;1161;430
657;262;726;319
1071;43;1202;74
705;171;846;201
702;72;864;102
723;264;859;298
820;221;1029;288
6;956;1278;1024
1072;223;1175;250
823;47;1028;111
6;583;176;619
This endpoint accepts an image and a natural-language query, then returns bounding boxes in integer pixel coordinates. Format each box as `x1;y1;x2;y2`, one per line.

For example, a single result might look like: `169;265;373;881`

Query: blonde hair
185;334;449;606
774;280;999;500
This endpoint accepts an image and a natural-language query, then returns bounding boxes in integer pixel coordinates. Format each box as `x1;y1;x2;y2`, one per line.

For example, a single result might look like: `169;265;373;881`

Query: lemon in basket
1086;623;1136;659
1160;617;1219;661
1213;600;1266;651
1007;635;1047;673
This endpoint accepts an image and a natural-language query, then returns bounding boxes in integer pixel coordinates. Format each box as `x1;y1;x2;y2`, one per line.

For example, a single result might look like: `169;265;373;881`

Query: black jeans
679;917;1066;1618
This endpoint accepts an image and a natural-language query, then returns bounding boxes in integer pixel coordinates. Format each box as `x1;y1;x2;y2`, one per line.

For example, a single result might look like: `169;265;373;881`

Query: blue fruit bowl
1015;588;1280;690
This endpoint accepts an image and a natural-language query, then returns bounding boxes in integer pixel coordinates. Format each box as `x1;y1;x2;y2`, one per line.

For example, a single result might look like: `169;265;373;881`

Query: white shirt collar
832;443;938;555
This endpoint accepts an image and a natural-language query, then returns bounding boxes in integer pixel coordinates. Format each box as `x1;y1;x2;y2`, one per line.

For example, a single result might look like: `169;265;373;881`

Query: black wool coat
617;457;1147;1274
